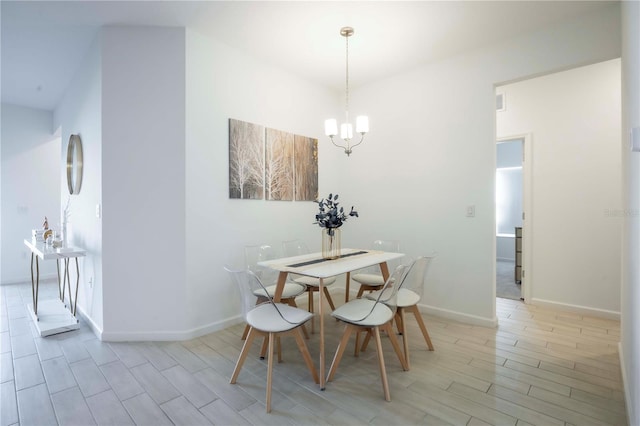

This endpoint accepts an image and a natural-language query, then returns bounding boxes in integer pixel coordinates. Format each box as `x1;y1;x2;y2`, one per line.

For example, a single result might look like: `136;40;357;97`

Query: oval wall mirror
66;134;83;194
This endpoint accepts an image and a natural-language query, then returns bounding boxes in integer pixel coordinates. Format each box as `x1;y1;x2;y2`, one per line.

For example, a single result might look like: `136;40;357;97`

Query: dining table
258;247;405;390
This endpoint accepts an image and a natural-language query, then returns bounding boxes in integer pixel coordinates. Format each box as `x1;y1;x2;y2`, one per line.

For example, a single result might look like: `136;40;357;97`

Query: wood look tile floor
0;282;628;425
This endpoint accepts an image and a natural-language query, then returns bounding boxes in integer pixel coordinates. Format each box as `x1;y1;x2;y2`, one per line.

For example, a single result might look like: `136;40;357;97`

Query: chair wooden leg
327;324;353;382
266;333;274;413
301;323;310;339
294;327;319;384
373;326;391;402
354;329;371;356
383;321;408;371
260;336;268;359
231;327;257;384
398;308;410;369
276;336;282;363
356;286;365;299
241;324;250;340
309;289;315;334
394;311;404;335
409;304;434;351
361;329;372;352
323;287;336;311
287;297;309;339
345;272;351;303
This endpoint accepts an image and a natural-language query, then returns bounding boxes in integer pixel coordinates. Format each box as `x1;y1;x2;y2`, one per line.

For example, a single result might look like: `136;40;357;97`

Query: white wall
330;4;621;325
185;29;338;334
100;26;187;340
1;104;59;283
497;59;622;316
621;1;640;424
53;34;103;330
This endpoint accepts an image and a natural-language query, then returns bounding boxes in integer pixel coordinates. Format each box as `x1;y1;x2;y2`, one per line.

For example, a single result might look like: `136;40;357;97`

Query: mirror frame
66;134;83;195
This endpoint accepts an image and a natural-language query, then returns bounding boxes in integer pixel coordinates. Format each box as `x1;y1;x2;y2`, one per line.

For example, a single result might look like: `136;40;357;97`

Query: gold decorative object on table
314;193;358;259
322;228;341;260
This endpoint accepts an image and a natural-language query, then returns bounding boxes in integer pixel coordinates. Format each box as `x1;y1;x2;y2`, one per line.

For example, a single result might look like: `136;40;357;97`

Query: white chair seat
246;303;313;332
367;288;420;308
331;298;394;327
352;273;394;286
253;282;306;299
293;275;337;288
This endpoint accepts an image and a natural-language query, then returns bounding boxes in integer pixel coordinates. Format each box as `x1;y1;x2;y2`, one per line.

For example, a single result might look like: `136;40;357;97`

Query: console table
23;239;86;336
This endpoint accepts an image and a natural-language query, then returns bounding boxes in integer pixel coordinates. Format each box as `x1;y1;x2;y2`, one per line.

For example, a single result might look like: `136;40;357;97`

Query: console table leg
35;256;40;315
30;253;36;315
61;259;67;307
56;260;62;301
64;259;72;314
73;258;80;317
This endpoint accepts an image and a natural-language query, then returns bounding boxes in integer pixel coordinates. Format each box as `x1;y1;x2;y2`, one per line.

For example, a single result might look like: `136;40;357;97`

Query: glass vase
322;228;341;260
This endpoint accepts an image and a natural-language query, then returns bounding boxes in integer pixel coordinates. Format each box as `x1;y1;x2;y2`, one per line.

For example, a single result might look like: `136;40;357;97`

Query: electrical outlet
88;276;93;288
466;205;476;217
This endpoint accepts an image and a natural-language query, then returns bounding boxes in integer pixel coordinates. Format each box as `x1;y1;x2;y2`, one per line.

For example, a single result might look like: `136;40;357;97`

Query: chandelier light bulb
324;119;338;137
356;116;369;134
340;123;353;140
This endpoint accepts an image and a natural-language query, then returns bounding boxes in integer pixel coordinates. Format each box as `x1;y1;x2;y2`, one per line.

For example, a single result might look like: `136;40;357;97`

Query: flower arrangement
314;193;358;236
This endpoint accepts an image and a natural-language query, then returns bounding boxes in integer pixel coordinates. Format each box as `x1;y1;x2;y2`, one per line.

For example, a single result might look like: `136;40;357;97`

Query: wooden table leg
319;277;325;390
273;271;288;302
379;261;390;281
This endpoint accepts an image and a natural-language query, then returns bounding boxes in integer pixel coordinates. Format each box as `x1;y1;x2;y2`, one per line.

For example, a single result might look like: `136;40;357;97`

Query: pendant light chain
345;32;350;123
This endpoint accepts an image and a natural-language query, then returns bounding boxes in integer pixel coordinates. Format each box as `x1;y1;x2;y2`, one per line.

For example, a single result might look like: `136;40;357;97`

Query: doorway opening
496;138;524;300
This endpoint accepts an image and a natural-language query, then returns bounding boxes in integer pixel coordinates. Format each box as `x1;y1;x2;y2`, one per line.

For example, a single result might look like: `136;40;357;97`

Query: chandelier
324;27;369;156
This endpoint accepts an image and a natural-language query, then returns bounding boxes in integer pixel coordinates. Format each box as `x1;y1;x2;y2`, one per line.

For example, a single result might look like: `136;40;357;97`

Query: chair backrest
224;265;298;325
354;263;409;322
282;239;309;257
372;239;400;253
400;254;437;298
361;239;401;274
244;244;278;284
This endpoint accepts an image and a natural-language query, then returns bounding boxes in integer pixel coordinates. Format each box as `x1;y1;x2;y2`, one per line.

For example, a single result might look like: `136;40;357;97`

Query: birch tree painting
228;118;317;202
265;128;294;201
294;135;318;201
229;119;265;199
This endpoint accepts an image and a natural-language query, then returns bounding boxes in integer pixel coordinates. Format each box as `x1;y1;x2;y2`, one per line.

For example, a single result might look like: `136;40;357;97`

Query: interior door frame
496;133;532;303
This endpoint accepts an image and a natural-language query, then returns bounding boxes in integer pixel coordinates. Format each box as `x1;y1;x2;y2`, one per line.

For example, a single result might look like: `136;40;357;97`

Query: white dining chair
243;244;309;348
364;255;437;369
347;239;401;301
225;266;319;413
326;263;410;402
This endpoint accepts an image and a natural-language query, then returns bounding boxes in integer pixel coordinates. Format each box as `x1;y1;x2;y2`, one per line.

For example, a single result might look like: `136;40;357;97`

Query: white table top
24;239;86;260
258;248;405;278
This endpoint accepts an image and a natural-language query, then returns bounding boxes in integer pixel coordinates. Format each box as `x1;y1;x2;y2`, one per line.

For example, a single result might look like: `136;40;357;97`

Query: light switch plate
95;203;101;218
466;205;475;217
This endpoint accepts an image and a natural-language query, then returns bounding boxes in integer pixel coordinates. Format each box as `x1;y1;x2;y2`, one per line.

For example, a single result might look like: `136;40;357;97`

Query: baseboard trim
419;303;498;328
77;305;104;340
1;274;57;286
619;342;635;426
530;298;620;320
99;315;243;342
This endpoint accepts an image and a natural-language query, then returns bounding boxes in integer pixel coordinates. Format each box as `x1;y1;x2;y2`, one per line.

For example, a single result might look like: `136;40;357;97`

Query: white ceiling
1;0;616;110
